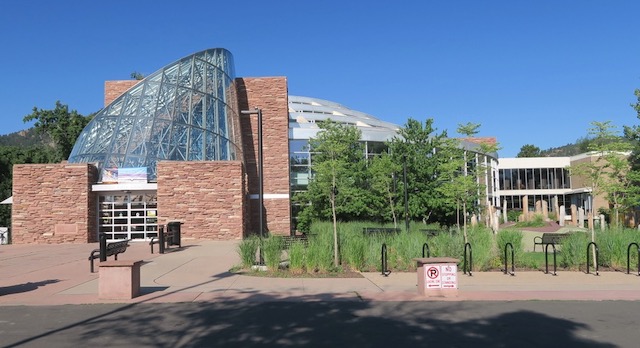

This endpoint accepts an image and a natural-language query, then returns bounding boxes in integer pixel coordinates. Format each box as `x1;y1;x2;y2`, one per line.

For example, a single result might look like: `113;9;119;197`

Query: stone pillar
571;204;578;226
535;200;542;215
502;199;508;223
578;208;585;228
599;214;606;231
522;195;529;221
553;196;560;218
559;205;565;227
542;200;549;220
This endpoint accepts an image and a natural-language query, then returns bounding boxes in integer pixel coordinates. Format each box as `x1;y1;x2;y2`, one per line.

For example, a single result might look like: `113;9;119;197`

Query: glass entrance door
98;192;158;240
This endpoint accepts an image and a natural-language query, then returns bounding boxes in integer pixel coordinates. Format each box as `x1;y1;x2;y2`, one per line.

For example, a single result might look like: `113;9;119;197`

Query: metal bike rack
463;242;473;276
586;242;599;276
504;242;515;276
381;243;391;277
545;243;557;276
422;242;430;258
627;242;640;276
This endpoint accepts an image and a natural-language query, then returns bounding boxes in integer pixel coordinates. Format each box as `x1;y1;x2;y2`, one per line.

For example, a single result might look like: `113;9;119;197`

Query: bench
420;229;440;237
149;230;181;254
89;239;131;273
281;235;309;249
533;233;571;252
363;227;401;235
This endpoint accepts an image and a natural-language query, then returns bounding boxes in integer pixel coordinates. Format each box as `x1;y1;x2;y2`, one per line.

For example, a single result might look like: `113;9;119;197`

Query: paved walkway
1;239;639;305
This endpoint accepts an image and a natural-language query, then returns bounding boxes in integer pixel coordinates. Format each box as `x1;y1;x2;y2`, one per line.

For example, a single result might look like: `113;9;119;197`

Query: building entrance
98;192;158;241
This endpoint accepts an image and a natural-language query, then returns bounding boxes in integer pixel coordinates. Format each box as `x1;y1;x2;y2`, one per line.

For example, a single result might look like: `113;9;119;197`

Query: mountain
0;128;53;148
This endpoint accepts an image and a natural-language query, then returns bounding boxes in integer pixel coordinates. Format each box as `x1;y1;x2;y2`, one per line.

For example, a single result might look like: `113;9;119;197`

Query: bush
287;240;306;273
496;229;523;268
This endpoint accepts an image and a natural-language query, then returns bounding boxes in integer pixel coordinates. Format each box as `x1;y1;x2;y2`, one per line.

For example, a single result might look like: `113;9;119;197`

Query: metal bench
88;239;131;273
363;227;401;235
533;233;570;252
281;235;309;249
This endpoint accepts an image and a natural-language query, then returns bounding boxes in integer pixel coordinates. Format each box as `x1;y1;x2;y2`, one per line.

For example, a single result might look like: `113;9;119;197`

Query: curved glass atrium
68;48;239;182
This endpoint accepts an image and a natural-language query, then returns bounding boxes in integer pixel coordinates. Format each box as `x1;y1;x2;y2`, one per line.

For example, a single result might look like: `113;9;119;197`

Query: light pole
241;108;264;264
403;154;409;232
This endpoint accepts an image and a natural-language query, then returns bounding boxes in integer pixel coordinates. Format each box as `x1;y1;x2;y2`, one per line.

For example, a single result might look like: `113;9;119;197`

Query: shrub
288;240;306;273
496;229;523;268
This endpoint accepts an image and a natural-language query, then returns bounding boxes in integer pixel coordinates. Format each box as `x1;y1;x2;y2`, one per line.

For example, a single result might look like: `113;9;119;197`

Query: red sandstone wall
157;161;246;240
104;80;139;106
235;77;291;235
11;163;98;244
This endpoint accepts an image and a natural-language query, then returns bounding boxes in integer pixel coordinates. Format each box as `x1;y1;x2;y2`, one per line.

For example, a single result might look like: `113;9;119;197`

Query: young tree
300;120;363;266
367;152;401;227
571;121;631;268
23;101;93;162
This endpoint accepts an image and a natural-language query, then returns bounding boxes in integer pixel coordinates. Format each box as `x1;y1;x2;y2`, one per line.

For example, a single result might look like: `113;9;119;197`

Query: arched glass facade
68;48;240;181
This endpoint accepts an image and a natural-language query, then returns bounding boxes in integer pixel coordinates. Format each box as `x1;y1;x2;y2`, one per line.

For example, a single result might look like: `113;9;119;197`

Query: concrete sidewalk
1;240;639;306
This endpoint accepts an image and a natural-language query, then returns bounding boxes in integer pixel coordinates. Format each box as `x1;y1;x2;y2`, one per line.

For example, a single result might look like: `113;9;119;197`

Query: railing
422;243;431;258
545;243;557;276
586;242;599;276
503;242;515;276
627;242;640;276
463;242;473;276
381;243;391;277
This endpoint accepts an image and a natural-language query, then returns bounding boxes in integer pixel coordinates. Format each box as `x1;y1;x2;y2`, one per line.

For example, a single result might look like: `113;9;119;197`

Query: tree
571;120;631;269
517;144;542;158
299;120;363;266
367;152;401;227
389;118;455;226
23;101;93;162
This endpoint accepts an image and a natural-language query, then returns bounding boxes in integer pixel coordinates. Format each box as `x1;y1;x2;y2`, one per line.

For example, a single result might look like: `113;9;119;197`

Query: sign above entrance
101;167;148;183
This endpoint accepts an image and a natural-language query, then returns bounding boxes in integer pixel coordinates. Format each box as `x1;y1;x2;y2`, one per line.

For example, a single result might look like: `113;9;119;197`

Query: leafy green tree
298;120;363;266
389;118;454;226
367;152;401;226
517;144;542;158
23;101;93;161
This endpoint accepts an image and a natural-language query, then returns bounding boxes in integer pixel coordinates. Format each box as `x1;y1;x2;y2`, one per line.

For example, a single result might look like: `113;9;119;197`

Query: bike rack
545;243;557;276
504;242;515;276
586;241;599;276
463;242;473;276
381;243;391;277
422;242;431;258
627;242;640;276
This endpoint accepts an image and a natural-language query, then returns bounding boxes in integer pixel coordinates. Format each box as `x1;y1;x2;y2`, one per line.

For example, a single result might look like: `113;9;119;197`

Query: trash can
167;221;182;247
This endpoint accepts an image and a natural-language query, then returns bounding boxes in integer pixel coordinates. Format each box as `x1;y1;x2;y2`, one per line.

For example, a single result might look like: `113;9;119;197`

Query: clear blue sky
1;0;639;157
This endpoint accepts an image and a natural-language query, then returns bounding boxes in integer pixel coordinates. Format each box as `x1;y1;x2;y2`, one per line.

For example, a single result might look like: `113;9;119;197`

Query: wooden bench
363;227;401;235
533;233;570;252
89;239;131;273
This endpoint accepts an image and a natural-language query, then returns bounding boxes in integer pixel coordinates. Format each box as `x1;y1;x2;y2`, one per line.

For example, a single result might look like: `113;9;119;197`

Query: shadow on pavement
0;279;59;296
1;294;619;347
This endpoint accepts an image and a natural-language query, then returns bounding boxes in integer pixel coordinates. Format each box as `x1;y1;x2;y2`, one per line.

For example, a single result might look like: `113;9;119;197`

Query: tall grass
263;236;283;271
237;235;259;268
236;222;640;274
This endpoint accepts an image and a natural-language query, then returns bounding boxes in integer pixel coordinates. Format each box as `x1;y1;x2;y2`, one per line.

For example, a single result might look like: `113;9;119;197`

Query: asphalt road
1;300;638;347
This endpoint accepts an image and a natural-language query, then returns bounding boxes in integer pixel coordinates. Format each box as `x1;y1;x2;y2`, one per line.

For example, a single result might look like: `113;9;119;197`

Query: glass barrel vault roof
68;48;239;182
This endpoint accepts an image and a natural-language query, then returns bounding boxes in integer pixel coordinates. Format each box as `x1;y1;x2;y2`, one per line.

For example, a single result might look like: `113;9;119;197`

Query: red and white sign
423;263;458;290
425;266;441;288
441;264;458;289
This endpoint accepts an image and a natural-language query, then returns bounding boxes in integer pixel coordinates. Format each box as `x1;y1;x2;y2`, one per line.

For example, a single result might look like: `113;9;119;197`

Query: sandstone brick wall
157;161;246;240
235;77;291;235
12;163;98;244
104;80;139;106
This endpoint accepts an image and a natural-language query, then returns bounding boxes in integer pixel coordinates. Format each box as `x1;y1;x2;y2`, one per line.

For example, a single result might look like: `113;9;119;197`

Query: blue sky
1;1;639;157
